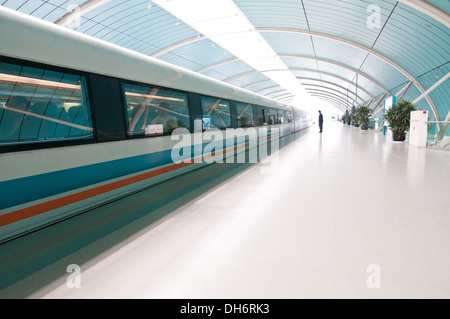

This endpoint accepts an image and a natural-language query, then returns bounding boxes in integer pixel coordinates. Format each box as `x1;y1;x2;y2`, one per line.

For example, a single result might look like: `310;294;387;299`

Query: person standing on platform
318;110;323;133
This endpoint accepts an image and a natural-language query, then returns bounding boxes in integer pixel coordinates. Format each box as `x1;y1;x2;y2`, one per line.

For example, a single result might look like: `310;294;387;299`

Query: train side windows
277;110;286;124
236;102;254;128
254;106;266;126
122;83;190;136
277;109;292;124
288;111;293;123
200;96;232;129
0;61;94;148
266;108;278;125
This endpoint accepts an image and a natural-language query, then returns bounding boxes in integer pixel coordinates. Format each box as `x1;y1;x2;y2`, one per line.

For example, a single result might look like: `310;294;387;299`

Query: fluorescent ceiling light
152;0;311;104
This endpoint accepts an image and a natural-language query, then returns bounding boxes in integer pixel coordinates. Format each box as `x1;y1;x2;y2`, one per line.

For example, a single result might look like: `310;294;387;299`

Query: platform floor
1;122;449;299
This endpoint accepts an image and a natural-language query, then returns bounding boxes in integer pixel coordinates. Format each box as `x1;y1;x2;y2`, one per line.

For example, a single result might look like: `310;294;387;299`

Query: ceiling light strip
152;0;311;103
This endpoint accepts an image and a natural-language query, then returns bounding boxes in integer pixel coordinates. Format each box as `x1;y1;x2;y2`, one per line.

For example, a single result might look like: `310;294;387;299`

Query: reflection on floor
1;122;449;299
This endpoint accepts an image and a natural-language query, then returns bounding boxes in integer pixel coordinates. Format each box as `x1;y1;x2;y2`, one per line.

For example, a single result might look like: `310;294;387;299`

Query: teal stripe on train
0;148;175;211
0;129;288;211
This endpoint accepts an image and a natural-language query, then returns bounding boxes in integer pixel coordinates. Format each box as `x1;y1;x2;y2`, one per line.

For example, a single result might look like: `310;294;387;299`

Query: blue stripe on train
0;130;285;210
0;148;175;211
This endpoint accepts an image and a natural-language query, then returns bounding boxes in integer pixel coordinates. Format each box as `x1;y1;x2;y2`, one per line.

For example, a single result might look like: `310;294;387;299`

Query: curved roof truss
298;78;372;101
311;95;349;112
307;88;356;106
305;86;358;105
155;37;390;96
310;94;351;111
256;27;439;119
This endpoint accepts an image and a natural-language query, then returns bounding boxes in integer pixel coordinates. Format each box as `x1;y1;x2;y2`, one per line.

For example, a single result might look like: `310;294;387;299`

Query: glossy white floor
12;123;450;298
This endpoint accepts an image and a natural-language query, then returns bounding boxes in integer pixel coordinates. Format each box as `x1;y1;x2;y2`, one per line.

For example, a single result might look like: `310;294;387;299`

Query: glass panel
0;61;94;147
200;96;231;129
295;110;307;123
276;110;293;124
287;111;293;123
236;102;254;127
254;106;266;126
277;109;287;124
266;108;278;125
122;82;190;136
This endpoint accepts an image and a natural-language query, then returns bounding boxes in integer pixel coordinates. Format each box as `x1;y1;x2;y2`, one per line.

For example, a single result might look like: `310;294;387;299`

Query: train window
236;102;254;128
122;83;190;136
277;110;287;124
254;106;266;126
277;109;293;124
266;108;278;125
0;61;94;148
200;96;232;129
296;110;306;122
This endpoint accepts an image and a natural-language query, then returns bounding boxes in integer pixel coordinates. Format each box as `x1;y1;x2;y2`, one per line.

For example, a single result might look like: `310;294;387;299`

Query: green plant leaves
384;100;416;134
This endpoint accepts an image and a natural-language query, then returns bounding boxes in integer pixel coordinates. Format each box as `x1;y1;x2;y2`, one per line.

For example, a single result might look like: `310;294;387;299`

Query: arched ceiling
1;0;448;119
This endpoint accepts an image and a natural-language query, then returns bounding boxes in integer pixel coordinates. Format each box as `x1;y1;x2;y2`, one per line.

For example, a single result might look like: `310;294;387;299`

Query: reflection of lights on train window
124;92;185;103
63;103;81;111
0;73;81;91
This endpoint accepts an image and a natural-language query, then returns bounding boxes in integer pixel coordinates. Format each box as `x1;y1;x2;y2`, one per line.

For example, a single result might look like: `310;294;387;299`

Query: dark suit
318;113;323;133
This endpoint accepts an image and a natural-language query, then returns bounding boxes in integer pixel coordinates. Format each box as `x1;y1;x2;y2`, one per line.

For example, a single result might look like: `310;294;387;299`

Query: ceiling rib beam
255;85;282;94
305;86;357;105
372;93;389;118
307;89;355;106
395;81;414;101
242;79;272;89
300;78;368;102
197;58;240;73
195;52;387;96
310;95;348;111
309;90;352;105
313;97;348;112
226;67;386;99
365;98;375;108
413;71;450;105
151;35;206;57
55;0;112;26
256;27;439;120
266;89;289;97
294;70;374;98
224;71;259;83
397;0;450;28
271;93;294;100
278;96;294;103
299;77;373;100
371;94;388;111
311;94;351;109
241;71;374;100
279;54;388;94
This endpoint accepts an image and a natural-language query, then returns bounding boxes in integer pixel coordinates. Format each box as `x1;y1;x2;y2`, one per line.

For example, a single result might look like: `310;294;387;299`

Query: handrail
425;119;450;148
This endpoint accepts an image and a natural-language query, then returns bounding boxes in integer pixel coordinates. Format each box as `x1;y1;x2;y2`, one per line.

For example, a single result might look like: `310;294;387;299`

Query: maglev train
0;7;311;242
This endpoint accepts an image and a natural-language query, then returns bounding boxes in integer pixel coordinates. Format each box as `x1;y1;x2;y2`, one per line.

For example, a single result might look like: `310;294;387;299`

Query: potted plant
351;109;360;127
346;113;351;125
384;100;416;141
357;106;373;130
341;114;348;125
